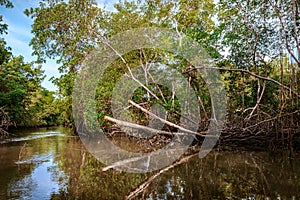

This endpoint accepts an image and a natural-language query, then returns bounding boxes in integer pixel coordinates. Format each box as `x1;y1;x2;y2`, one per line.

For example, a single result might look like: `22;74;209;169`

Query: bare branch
104;115;182;136
193;66;300;98
128;100;213;138
247;80;267;119
104;115;213;138
102;41;160;101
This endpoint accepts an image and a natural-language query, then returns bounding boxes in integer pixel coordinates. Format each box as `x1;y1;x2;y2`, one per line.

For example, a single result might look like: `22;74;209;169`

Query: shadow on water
0;127;300;199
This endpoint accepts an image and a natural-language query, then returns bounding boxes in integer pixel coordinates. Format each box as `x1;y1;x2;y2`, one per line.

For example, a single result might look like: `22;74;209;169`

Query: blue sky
0;0;118;91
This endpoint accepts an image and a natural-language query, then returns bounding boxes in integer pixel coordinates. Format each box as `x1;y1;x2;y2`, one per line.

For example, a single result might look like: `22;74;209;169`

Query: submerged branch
102;147;188;172
126;152;198;200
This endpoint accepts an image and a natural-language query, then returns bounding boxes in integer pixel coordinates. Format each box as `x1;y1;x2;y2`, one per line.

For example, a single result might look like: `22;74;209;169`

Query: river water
0;127;299;199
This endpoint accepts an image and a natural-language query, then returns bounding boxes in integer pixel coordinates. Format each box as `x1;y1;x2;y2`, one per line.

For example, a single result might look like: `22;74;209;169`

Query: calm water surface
0;127;300;199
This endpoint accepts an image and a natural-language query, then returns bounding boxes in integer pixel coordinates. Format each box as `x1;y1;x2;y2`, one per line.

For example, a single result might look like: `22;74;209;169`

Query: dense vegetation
1;0;299;150
0;0;62;134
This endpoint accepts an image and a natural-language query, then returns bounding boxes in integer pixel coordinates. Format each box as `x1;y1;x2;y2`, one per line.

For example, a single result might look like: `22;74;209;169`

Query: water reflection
0;127;300;199
0;127;69;199
8;157;67;199
137;151;300;200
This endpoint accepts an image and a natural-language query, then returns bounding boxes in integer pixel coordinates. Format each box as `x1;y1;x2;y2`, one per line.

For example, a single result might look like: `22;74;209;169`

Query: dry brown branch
0;128;10;136
244;110;300;131
0;107;14;136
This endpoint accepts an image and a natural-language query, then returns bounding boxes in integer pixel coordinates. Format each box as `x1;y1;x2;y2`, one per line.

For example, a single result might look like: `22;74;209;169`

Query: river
0;127;299;199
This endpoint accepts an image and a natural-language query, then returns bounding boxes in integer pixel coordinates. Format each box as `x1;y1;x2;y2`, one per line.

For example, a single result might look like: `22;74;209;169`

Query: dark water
0;127;300;199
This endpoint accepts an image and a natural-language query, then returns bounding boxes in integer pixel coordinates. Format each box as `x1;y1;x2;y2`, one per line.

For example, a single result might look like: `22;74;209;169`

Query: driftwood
126;152;198;200
18;142;27;162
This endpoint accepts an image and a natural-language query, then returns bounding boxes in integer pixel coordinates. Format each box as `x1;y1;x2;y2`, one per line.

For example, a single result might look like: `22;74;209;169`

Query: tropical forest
0;0;300;199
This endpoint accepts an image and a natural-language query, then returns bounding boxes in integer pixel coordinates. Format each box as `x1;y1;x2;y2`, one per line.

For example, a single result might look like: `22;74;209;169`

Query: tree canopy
0;0;299;149
0;0;60;134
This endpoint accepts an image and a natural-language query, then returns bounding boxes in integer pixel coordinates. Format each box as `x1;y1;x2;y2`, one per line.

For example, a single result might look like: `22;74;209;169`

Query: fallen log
104;115;214;138
104;116;181;136
128;100;212;138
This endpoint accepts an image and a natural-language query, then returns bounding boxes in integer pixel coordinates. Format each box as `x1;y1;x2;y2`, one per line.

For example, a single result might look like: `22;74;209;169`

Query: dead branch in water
18;142;27;162
102;146;189;172
126;152;198;200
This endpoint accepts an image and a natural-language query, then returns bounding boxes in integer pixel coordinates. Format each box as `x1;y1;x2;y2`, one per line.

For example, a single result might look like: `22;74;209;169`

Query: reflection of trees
2;130;300;199
0;128;66;199
51;135;300;199
131;150;300;199
54;136;146;199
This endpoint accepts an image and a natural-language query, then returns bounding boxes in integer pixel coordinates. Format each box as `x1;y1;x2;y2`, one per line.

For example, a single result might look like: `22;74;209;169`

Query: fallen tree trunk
104;115;214;138
104;116;181;136
128;100;211;138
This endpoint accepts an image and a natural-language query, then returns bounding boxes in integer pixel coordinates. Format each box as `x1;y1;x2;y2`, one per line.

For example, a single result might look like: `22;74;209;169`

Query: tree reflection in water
55;136;300;199
1;128;300;199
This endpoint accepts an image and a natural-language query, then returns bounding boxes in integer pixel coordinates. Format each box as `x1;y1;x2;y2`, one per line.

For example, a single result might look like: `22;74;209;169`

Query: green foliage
0;38;59;127
25;0;299;136
0;44;42;123
22;89;61;126
25;0;105;127
24;0;221;129
0;0;13;34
